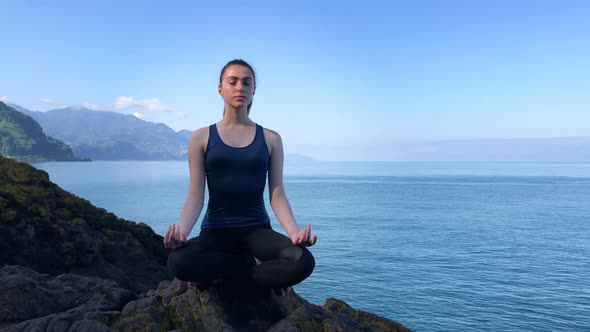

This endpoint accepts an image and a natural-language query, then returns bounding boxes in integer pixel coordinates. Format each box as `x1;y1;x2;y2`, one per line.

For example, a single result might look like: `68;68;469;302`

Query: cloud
82;102;101;110
40;98;54;104
132;112;145;119
175;111;188;118
0;96;9;102
114;96;174;112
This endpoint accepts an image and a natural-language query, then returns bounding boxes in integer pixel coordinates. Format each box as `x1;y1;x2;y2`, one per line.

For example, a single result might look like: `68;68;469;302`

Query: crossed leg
167;225;315;290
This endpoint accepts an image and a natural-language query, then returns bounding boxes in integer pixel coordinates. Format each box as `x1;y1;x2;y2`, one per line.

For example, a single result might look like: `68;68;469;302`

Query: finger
181;232;187;242
304;235;316;247
310;235;318;246
164;225;171;247
164;225;170;239
306;224;311;242
171;224;178;248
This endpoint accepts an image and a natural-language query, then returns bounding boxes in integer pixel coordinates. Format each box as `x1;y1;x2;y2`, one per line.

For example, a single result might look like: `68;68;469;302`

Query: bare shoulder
263;127;282;145
191;126;209;140
190;126;210;152
263;127;283;156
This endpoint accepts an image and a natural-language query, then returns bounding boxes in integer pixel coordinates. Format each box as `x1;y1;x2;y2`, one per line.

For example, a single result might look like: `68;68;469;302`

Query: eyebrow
226;76;253;81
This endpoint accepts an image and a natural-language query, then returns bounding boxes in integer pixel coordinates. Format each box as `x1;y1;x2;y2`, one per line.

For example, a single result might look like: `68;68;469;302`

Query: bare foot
283;286;292;295
273;286;292;296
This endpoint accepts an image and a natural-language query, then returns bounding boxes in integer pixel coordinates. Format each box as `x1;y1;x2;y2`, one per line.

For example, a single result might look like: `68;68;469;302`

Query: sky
1;0;589;160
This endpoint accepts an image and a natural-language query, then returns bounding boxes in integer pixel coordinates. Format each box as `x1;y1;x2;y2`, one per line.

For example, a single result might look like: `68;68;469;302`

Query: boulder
0;265;130;332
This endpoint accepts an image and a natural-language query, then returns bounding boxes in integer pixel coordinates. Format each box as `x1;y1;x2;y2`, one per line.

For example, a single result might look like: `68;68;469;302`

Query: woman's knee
279;246;315;280
298;247;315;279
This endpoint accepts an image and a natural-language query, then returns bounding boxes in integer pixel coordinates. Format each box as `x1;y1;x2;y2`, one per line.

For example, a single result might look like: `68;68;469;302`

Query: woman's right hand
289;224;318;247
163;224;187;249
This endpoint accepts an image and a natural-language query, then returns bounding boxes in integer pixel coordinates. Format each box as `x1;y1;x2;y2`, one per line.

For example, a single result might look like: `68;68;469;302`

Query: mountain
177;129;193;141
0;102;86;162
6;103;38;118
19;105;189;160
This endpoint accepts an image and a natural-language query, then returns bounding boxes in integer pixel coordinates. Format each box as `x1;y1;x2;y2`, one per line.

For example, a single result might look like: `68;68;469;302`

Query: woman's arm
266;129;317;246
164;127;207;248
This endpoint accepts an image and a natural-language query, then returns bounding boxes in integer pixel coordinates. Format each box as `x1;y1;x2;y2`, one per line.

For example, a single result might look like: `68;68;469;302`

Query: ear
218;84;222;96
253;85;256;96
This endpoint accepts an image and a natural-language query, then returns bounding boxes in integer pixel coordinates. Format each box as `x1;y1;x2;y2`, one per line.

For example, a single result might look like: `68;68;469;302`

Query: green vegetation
0;101;89;162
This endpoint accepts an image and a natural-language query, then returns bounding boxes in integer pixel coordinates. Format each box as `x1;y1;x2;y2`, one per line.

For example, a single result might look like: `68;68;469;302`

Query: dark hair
220;59;256;114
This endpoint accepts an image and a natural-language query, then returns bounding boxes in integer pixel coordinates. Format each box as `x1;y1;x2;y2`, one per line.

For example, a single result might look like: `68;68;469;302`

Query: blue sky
1;0;589;160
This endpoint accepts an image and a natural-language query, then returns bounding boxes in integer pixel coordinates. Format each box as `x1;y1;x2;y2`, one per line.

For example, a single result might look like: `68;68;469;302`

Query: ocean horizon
34;160;590;331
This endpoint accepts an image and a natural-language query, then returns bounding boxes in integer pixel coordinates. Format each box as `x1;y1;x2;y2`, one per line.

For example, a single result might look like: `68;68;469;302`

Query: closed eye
226;76;254;86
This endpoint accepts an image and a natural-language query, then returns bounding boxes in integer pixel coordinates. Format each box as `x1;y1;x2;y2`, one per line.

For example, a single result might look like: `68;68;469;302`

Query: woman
164;59;317;291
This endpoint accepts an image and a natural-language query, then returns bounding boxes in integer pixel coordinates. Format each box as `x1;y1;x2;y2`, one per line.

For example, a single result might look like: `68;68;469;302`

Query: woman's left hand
290;224;318;247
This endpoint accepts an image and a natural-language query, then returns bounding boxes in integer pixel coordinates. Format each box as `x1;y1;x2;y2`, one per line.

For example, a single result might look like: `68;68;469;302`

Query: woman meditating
164;59;317;291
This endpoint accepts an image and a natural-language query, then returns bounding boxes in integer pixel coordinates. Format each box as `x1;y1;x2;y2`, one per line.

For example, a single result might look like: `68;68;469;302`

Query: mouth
233;96;246;100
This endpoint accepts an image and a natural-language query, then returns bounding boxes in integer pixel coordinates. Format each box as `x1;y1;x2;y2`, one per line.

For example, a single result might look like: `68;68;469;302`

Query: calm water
34;161;590;331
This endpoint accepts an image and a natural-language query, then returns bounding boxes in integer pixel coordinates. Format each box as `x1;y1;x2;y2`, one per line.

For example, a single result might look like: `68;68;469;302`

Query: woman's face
218;65;255;110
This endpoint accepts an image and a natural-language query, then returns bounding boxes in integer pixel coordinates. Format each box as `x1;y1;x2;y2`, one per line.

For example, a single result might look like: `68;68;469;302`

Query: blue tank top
201;123;271;228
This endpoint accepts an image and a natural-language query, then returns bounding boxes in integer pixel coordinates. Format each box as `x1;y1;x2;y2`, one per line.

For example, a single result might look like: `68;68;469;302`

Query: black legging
167;224;315;288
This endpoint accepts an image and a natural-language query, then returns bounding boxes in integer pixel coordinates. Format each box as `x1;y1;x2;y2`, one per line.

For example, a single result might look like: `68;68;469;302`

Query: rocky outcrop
0;267;410;332
0;155;412;331
112;278;411;332
0;265;131;331
0;155;171;294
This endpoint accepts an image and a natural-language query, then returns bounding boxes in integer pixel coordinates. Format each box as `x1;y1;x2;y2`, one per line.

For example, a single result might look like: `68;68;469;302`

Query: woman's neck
220;105;252;126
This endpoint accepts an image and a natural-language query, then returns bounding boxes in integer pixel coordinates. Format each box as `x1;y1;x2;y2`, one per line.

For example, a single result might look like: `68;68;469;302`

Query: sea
33;160;590;332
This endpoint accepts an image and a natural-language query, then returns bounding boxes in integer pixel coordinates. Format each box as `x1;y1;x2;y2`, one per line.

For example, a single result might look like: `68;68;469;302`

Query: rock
0;265;130;331
1;269;412;331
112;278;294;331
111;278;412;332
0;155;171;294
